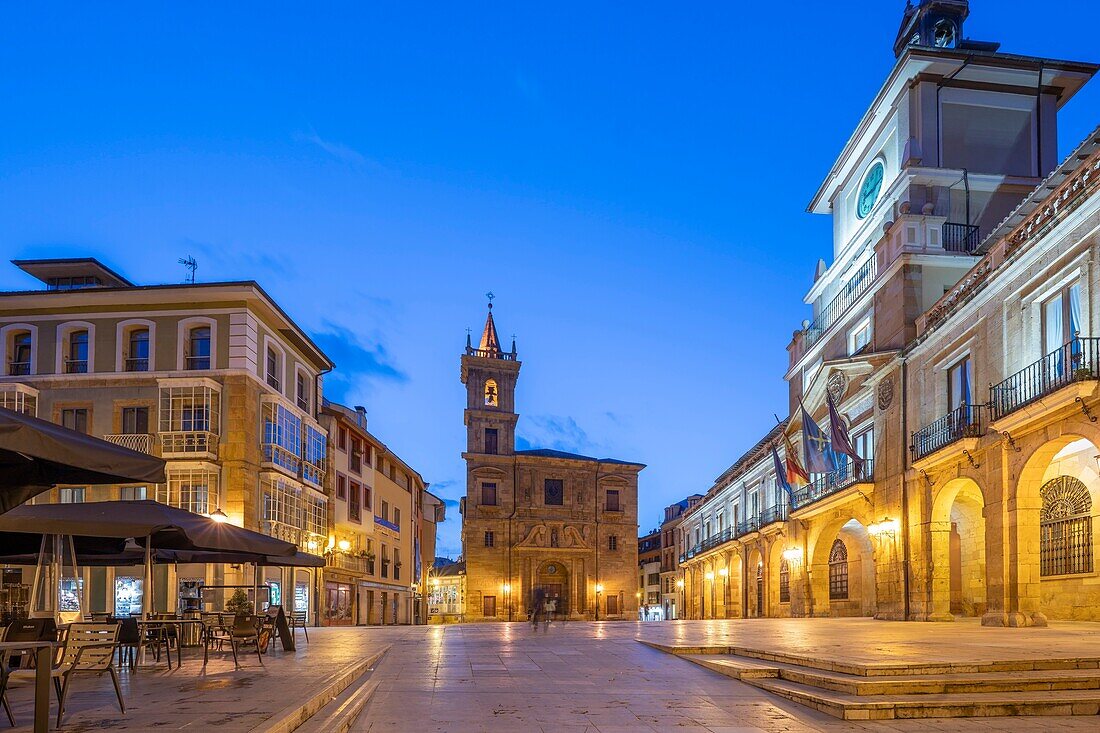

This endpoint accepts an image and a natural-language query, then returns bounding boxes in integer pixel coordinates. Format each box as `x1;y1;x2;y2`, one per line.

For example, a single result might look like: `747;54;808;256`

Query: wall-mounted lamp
675;579;684;589
717;567;728;578
704;571;715;581
209;508;229;523
868;518;900;538
502;583;511;594
781;547;803;565
595;583;604;594
337;539;351;553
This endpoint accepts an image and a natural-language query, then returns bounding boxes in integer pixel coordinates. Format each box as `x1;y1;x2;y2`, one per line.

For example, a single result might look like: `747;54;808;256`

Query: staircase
639;641;1100;720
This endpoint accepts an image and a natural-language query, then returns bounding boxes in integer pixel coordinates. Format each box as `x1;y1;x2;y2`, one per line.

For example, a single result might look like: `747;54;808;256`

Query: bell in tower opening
893;0;970;58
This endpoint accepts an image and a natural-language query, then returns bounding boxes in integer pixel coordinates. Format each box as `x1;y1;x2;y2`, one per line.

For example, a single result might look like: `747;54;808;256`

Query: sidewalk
3;625;410;732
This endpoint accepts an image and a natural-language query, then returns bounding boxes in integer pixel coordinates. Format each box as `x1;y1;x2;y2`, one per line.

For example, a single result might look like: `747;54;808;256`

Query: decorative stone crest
877;378;895;411
826;371;848;403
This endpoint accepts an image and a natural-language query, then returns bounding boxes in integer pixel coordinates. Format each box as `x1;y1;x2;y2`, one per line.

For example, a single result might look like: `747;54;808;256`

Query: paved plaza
355;619;1100;732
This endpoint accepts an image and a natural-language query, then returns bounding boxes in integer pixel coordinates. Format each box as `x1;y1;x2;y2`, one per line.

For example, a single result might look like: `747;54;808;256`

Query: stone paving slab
2;626;408;732
353;620;1100;732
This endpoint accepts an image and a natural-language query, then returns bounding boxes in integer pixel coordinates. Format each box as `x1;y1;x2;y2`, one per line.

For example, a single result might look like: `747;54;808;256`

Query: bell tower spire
461;296;521;457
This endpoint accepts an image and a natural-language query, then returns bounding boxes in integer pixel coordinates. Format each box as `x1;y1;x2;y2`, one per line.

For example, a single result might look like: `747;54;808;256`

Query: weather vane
178;255;197;284
486;291;495;308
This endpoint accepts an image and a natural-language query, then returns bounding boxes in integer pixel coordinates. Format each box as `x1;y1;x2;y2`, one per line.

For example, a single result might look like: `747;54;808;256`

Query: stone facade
678;2;1100;627
459;304;644;621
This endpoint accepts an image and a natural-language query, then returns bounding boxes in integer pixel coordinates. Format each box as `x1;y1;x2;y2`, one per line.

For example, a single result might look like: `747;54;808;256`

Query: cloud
310;321;408;402
516;415;603;455
294;129;387;169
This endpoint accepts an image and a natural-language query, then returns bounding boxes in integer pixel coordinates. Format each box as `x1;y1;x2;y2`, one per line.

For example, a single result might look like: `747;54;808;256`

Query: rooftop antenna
178;256;198;284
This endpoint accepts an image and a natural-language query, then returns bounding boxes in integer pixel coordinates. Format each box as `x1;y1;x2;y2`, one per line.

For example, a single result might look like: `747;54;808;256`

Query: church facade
679;0;1100;625
459;303;644;621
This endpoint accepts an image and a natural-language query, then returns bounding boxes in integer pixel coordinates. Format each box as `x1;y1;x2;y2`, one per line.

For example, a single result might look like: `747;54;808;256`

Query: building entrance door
533;561;569;617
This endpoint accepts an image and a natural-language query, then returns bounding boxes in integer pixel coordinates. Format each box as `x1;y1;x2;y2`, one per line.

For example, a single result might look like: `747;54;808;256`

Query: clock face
857;160;885;219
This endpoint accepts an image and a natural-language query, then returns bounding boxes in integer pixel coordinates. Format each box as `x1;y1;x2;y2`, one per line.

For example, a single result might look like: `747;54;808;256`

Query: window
392;507;400;528
120;486;147;501
187;327;211;370
606;489;620;512
544;479;564;506
1040;476;1093;577
364;486;372;512
1043;282;1082;354
60;408;89;434
381;500;389;522
350;439;362;473
59;487;85;503
261;401;302;474
296;372;309;412
828;539;849;600
393;550;401;580
483;595;497;617
160;468;216;515
948;356;972;412
606;596;618;616
10;331;31;375
127;328;150;372
381;545;389;578
266;347;281;390
848;318;872;355
608;535;618;551
484;428;498;455
66;330;89;373
338;426;348;451
336;474;347;500
750;492;759;520
481;482;498;506
349;481;361;522
484;531;495;547
779;559;791;603
121;407;149;435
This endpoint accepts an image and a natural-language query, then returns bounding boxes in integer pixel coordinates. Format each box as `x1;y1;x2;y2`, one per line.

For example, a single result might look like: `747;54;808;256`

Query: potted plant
225;588;254;618
1074;367;1093;381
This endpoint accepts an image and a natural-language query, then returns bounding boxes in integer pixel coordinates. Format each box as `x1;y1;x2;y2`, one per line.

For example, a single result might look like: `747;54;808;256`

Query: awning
0;407;166;513
0;547;325;568
0;500;297;556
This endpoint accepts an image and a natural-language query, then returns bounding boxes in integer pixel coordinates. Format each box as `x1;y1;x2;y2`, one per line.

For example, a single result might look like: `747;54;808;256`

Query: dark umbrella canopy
0;547;325;568
0;407;167;513
0;500;297;557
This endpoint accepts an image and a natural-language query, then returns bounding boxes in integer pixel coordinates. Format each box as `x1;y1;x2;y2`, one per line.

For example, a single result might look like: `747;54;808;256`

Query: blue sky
1;2;1097;557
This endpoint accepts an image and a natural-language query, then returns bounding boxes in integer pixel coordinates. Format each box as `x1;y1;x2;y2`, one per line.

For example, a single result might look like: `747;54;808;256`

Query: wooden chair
289;611;309;643
203;615;263;668
10;622;123;727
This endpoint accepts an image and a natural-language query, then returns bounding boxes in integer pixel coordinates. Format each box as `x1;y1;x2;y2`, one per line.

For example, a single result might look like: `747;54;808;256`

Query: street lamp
595;583;604;621
502;583;511;621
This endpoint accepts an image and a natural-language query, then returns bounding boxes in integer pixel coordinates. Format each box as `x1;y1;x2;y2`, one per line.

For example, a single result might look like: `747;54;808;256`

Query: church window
484;531;494;548
828;539;849;600
608;535;618;551
481;482;497;506
1040;476;1093;576
779;559;790;603
606;489;620;512
484;379;499;407
544;479;564;506
485;428;498;455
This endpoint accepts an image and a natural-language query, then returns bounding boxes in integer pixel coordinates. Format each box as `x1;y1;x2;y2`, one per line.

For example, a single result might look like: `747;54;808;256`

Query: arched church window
1040;476;1094;576
484;379;499;407
828;539;849;600
779;558;790;603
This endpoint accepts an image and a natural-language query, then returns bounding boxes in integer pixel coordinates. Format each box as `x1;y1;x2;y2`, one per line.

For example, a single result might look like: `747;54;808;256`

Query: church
458;301;644;621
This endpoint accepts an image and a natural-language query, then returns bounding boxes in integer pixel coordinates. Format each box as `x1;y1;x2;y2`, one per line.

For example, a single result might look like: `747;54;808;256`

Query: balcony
327;553;368;574
64;359;88;374
791;459;874;510
911;404;986;462
8;362;30;376
159;431;219;457
803;257;878;349
759;504;789;526
185;355;210;370
943;222;981;254
262;443;302;474
990;338;1100;422
124;357;149;372
103;433;155;455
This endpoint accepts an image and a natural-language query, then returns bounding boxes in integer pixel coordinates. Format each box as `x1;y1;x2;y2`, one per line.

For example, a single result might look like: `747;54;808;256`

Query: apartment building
0;257;333;619
319;400;441;625
637;529;661;619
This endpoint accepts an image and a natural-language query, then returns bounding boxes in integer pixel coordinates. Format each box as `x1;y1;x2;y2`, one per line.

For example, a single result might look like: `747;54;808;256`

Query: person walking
531;587;546;632
543;597;555;631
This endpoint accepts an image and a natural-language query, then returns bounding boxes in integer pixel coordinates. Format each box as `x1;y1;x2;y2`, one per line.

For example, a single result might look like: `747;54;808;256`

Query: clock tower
893;0;969;58
461;297;520;457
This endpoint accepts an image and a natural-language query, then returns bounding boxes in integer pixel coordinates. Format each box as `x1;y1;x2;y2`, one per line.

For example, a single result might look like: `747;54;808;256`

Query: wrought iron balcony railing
943;222;981;253
910;404;986;462
64;359;88;374
791;459;874;510
124;357;149;372
8;362;30;376
185;355;210;370
990;338;1100;421
759;504;789;526
102;433;155;455
803;257;877;349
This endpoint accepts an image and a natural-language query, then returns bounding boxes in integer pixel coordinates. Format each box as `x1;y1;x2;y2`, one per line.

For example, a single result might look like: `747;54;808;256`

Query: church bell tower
461;295;521;457
893;0;969;58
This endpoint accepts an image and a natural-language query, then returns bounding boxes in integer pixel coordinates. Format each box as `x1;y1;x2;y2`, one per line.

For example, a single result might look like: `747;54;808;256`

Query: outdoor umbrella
0;547;325;568
0;407;166;513
0;500;298;556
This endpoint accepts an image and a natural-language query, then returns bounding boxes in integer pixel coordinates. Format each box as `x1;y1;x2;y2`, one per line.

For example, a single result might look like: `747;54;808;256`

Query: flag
772;443;795;505
827;394;864;475
800;400;839;474
781;430;809;487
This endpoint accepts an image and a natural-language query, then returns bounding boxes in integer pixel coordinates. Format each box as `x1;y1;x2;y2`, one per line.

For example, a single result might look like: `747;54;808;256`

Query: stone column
928;520;954;621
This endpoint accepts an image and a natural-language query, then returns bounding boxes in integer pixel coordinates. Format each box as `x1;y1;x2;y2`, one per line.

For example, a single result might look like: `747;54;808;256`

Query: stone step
295;673;381;733
681;654;779;680
749;676;1100;720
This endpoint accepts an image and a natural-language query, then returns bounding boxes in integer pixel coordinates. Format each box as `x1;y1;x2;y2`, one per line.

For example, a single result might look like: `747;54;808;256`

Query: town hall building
459;301;644;621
